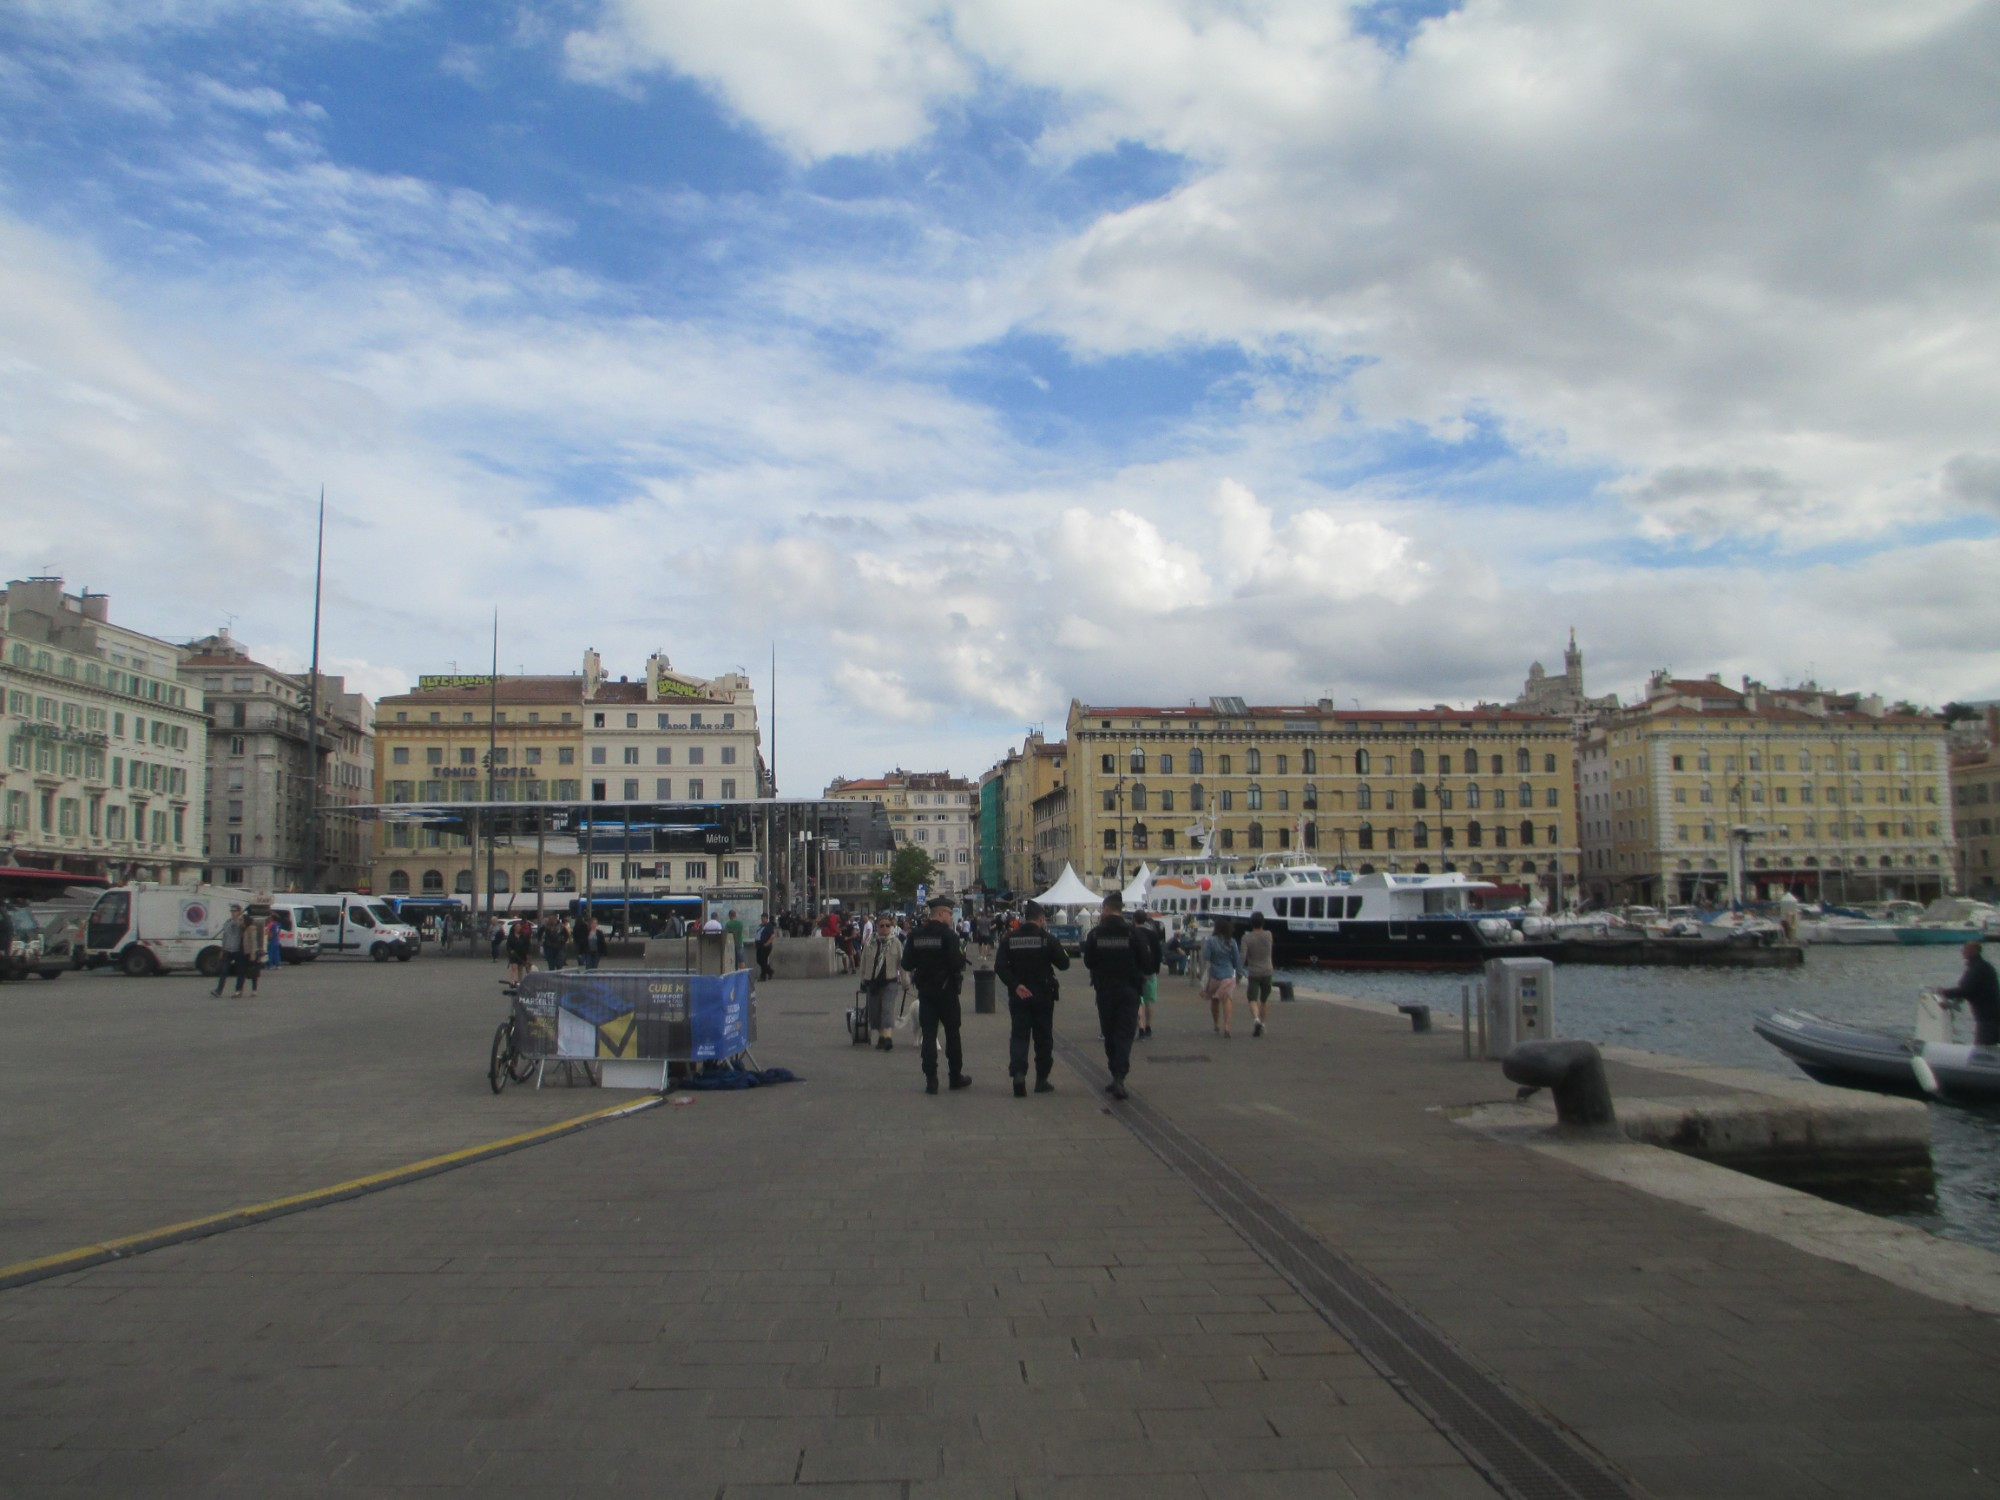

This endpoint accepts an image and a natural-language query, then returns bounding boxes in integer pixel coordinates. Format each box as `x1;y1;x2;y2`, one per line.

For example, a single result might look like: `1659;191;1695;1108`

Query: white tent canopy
1121;864;1152;907
1033;863;1103;909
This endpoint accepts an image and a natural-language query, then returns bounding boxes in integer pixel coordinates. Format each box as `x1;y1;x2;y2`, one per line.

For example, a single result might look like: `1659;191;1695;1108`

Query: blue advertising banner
513;970;756;1063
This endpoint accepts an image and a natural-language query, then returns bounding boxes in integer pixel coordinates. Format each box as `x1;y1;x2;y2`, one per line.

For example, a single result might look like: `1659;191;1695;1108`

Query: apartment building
1951;707;2000;902
825;770;977;897
1579;673;1955;906
0;577;206;883
579;650;762;807
1064;697;1578;905
977;732;1067;898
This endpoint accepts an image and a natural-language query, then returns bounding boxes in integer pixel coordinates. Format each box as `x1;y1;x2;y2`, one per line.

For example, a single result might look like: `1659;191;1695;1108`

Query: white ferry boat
1142;832;1551;971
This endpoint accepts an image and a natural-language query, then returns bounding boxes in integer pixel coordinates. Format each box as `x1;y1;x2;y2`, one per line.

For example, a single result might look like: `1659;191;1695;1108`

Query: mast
302;487;325;890
485;609;499;925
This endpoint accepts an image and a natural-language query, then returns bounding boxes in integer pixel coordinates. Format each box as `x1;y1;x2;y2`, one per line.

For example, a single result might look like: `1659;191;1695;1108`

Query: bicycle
488;1013;537;1093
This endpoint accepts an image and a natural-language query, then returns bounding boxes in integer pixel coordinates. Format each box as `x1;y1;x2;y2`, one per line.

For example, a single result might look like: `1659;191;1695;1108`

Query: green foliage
889;845;935;902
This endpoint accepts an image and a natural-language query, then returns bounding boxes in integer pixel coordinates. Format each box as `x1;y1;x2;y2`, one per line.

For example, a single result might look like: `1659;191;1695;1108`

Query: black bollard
1501;1040;1617;1129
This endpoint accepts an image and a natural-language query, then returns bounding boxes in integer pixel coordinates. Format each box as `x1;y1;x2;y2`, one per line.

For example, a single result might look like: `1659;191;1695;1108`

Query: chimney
79;591;110;622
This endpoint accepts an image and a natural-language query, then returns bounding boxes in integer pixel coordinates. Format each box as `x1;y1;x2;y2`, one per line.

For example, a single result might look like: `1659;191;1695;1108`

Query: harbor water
1282;945;2000;1254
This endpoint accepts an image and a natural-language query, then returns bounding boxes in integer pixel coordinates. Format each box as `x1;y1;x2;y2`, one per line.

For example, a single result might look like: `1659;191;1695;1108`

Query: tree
889;845;935;903
1942;702;1980;723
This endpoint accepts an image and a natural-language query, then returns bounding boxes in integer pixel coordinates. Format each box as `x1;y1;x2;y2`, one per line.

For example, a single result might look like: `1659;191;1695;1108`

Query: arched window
1517;747;1532;773
1519;781;1532;806
454;869;474;893
421;869;444;893
1520;820;1535;846
1130;748;1145;774
1411;748;1426;775
1467;820;1484;847
493;870;511;893
1414;820;1430;848
1189;748;1205;775
1466;782;1481;809
1438;752;1453;775
554;867;576;891
1132;822;1149;850
1412;782;1428;810
387;869;410;893
1303;782;1319;809
1357;783;1373;810
1302;748;1318;774
1190;782;1205;811
1130;783;1148;812
1358;822;1375;850
1219;828;1235;849
1466;748;1480;772
1247;783;1264;811
1246;748;1262;774
1248;822;1265;849
522;868;540;891
1158;753;1173;775
1356;749;1371;774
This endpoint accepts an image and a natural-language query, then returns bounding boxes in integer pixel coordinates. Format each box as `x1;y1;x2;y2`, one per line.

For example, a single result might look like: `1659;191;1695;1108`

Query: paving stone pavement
0;966;1492;1498
7;962;2000;1497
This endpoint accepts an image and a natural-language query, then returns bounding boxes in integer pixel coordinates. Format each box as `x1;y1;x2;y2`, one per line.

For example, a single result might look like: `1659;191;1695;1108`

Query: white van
267;897;322;964
298;893;419;961
83;883;255;976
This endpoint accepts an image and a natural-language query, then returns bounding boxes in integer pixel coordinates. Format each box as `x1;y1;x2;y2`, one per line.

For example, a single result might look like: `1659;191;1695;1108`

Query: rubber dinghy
1754;1003;2000;1102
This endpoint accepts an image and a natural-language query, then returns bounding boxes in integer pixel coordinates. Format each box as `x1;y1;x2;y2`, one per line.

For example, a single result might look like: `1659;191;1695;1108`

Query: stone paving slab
0;971;1488;1498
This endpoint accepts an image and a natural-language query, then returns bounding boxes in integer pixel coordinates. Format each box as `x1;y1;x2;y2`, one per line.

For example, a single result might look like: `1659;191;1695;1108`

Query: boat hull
1271;921;1561;972
1896;926;1982;946
1754;1009;2000;1100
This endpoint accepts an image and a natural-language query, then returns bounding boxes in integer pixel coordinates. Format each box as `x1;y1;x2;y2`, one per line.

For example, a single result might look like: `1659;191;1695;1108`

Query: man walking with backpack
901;895;971;1094
1082;891;1146;1100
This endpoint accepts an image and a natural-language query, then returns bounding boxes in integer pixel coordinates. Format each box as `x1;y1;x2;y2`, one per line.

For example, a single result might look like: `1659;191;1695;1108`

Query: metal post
1461;984;1472;1060
622;805;633;937
303;487;325;891
484;610;498;929
534;805;545;920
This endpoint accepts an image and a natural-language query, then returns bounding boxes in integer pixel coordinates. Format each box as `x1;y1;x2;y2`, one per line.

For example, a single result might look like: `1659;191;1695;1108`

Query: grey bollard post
1501;1040;1617;1129
973;968;997;1014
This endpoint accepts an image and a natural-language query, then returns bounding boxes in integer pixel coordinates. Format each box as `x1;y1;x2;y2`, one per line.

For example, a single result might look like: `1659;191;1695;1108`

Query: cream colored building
579;650;763;809
1580;673;1955;906
825;770;976;897
1951;708;2000;902
1064;697;1578;904
1;577;206;883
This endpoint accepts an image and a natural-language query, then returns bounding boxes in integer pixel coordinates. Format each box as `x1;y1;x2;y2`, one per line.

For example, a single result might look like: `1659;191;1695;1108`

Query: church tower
1563;627;1584;699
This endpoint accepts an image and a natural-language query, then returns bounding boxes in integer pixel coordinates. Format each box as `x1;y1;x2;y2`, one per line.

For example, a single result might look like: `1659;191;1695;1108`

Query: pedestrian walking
490;919;505;963
1201;916;1244;1038
901;895;971;1093
1134;908;1163;1039
505;917;532;985
540;913;568;972
724;909;746;969
240;905;270;995
1082;891;1146;1100
857;916;905;1050
1240;911;1276;1038
754;914;776;980
211;903;248;997
996;899;1069;1096
266;912;284;971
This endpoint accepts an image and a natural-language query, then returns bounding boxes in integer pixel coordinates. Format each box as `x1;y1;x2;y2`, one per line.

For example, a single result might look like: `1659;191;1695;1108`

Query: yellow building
977;732;1067;896
1951;708;2000;902
1580;673;1955;906
1063;697;1578;903
371;676;585;899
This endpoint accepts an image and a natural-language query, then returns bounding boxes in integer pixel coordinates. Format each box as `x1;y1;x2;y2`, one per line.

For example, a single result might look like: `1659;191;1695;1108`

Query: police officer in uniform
1082;890;1146;1100
995;899;1070;1097
901;895;972;1094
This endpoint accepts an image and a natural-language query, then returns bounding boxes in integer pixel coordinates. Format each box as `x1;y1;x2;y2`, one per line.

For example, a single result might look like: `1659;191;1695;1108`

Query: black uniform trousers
1008;991;1056;1080
918;989;964;1080
1095;984;1141;1081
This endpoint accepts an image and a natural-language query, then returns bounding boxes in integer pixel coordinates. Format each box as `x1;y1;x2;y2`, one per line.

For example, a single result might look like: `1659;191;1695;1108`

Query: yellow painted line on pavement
0;1092;665;1291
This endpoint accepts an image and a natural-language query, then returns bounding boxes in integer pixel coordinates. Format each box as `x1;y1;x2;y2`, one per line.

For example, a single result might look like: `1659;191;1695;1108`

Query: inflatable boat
1754;997;2000;1102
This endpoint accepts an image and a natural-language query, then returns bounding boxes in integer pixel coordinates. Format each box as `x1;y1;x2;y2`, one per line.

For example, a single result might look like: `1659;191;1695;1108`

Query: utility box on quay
1483;957;1555;1056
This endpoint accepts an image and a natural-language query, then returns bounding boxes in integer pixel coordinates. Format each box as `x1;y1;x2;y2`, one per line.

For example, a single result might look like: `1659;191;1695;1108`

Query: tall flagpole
302;487;325;891
485;608;499;926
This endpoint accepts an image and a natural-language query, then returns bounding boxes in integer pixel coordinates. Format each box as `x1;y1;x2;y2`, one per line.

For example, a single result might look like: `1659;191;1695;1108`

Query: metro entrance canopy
347;796;894;921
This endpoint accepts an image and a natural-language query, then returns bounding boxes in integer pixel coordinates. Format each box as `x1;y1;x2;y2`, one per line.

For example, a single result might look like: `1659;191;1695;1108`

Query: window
1467;820;1483;847
721;746;736;765
422;869;444;893
1247;784;1263;811
1130;748;1145;773
558;747;575;765
1357;783;1373;810
1131;784;1148;811
459;747;476;765
623;779;639;800
1103;791;1116;812
1520;820;1535;846
1466;782;1481;809
688;748;704;765
1412;783;1427;810
226;833;243;854
1190;783;1205;811
1189;749;1205;775
621;746;638;764
591;780;606;801
1544;754;1557;774
1159;753;1173;775
426;746;443;765
1358;822;1374;850
1410;749;1425;775
690;713;704;728
687;779;703;799
591;746;608;764
656;778;672;798
1356;750;1370;774
1546;787;1560;807
1247;822;1265;849
1246;748;1262;774
1414;820;1430;848
1161;791;1174;812
1103;829;1117;849
1219;754;1233;775
1302;749;1317;774
720;779;737;799
1519;782;1532;806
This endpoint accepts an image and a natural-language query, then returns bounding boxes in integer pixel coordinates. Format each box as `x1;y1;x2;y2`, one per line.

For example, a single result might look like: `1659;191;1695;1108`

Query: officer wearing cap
995;899;1070;1097
900;896;972;1094
1082;890;1146;1100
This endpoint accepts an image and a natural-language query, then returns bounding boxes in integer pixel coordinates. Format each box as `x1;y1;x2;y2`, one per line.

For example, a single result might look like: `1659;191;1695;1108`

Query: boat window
1309;896;1325;918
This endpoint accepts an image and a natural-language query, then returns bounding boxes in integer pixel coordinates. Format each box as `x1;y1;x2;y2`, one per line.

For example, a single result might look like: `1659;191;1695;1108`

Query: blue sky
2;0;1997;794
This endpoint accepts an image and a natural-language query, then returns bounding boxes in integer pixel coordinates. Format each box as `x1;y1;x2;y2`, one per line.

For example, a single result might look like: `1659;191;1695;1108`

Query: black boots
949;1074;972;1091
1105;1076;1129;1101
1013;1076;1027;1098
1034;1077;1054;1094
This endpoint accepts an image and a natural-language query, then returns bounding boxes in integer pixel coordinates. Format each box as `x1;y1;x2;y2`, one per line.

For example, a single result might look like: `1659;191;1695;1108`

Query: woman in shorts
1200;916;1244;1038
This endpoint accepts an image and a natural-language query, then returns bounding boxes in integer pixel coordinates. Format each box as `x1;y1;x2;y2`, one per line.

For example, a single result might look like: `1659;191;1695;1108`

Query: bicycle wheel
489;1021;513;1094
506;1034;537;1083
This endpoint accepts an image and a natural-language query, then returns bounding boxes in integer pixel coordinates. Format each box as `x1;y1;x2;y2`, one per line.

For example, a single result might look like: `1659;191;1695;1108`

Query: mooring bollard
1395;1002;1431;1033
1501;1040;1617;1129
1277;980;1295;1002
